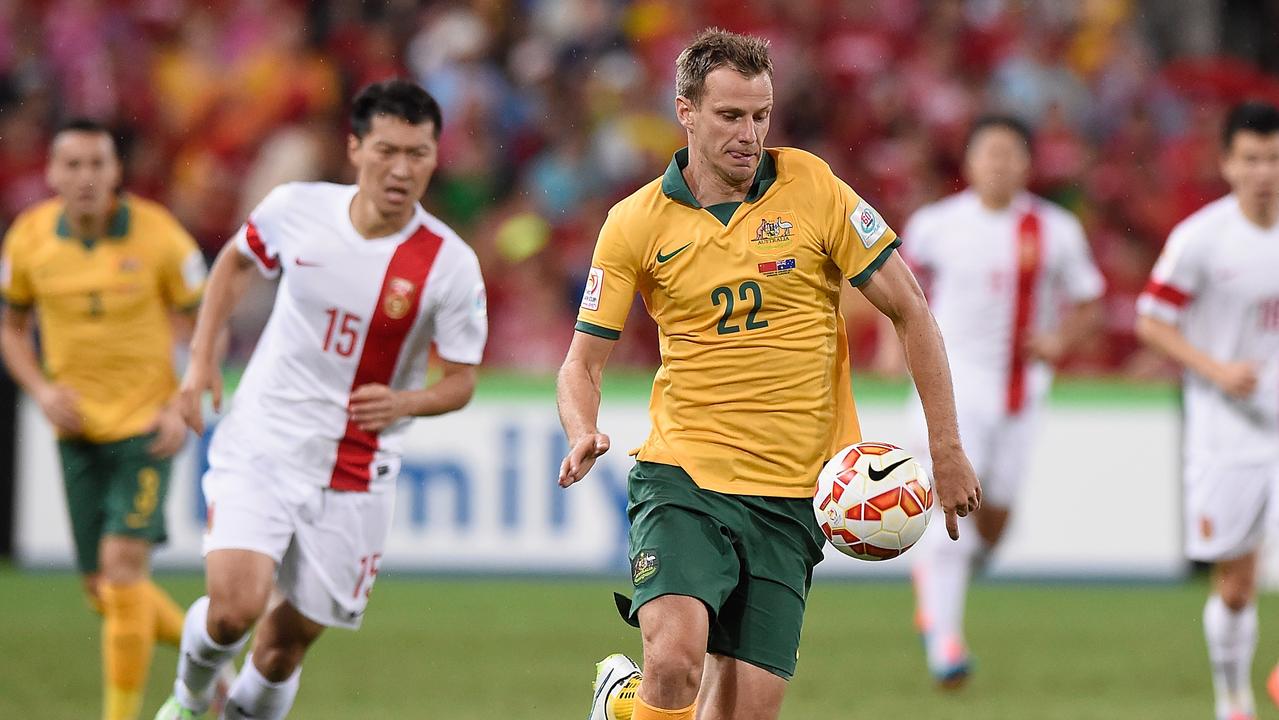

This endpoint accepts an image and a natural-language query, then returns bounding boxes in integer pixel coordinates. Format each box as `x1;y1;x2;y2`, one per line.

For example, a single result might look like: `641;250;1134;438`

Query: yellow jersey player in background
0;119;214;720
557;29;981;720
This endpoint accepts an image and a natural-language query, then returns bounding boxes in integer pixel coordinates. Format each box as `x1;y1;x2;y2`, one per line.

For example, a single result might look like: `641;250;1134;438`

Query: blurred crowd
3;0;1279;374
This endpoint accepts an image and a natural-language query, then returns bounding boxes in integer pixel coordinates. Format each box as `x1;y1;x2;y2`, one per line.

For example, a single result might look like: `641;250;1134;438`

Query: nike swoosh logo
656;243;692;263
294;258;323;267
867;457;910;482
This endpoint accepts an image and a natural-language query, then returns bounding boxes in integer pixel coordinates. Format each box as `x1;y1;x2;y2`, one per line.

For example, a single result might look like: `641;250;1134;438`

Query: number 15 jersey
576;147;900;498
209;182;487;492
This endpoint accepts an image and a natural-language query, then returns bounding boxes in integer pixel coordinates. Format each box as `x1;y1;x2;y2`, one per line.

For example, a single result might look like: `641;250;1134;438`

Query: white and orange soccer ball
813;441;934;561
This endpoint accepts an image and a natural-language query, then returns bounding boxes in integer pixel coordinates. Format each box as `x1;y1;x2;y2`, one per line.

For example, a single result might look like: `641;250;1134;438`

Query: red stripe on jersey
1141;280;1192;308
330;226;444;491
1007;210;1044;415
244;221;279;271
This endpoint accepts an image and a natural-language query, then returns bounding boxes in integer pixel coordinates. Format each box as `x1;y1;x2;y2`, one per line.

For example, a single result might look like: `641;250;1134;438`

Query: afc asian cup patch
851;199;888;249
581;267;603;311
632;550;659;585
750;212;797;254
383;276;417;320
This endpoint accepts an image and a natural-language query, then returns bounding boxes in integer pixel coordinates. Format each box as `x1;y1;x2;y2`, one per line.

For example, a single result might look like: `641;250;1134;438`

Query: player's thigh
279;485;396;630
57;439;108;575
203;467;296;618
623;462;742;625
1184;461;1272;563
981;410;1039;509
698;653;787;720
100;434;173;551
707;496;824;682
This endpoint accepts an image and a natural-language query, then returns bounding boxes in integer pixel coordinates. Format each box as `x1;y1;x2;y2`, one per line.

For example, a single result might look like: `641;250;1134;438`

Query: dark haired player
1138;101;1279;720
900;114;1104;687
154;79;487;719
1;118;207;720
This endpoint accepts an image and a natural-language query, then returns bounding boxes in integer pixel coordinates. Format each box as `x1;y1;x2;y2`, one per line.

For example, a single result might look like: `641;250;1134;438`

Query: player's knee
1219;584;1255;612
640;639;703;698
206;599;262;644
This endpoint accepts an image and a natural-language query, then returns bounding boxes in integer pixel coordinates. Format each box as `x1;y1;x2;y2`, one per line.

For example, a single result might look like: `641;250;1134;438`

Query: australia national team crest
383;277;417;320
632;550;659;585
750;212;797;254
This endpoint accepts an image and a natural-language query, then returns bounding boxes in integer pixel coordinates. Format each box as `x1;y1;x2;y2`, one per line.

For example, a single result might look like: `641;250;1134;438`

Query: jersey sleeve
0;219;33;309
158;218;207;311
1136;223;1201;324
826;175;901;287
1055;215;1105;303
574;208;640;340
432;250;488;365
232;185;290;278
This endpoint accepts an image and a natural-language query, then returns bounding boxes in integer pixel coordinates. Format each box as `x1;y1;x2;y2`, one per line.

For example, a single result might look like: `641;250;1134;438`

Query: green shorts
58;434;171;574
619;461;826;679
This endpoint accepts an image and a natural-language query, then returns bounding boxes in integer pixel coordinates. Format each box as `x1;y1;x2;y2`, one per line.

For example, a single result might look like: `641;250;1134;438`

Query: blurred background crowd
2;0;1278;373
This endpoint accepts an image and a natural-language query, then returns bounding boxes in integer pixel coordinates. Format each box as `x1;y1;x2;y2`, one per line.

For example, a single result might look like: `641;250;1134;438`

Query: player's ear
675;96;695;133
347;133;362;165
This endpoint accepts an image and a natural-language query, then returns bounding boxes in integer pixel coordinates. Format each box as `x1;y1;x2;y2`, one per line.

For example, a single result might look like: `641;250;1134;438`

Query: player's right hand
558;432;611;488
35;383;83;435
177;359;222;435
931;444;982;541
1213;361;1258;400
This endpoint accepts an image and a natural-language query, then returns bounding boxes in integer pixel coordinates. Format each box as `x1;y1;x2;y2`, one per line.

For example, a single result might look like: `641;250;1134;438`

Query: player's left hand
931;444;982;540
349;384;409;433
1024;333;1066;365
147;404;189;458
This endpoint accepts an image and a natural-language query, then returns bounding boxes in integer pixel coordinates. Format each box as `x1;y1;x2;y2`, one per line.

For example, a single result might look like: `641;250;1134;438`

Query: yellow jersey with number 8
576;147;900;497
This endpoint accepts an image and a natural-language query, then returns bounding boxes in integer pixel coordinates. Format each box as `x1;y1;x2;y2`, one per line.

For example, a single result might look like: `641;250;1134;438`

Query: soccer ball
813;441;933;561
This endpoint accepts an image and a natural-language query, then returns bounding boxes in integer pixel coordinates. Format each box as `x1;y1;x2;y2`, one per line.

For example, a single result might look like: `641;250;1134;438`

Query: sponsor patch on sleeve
851;199;888;249
581;267;603;311
181;250;208;291
473;283;488;319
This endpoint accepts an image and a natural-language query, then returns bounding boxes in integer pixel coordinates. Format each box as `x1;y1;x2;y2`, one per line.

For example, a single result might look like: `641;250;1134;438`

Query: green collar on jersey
661;147;777;216
56;198;131;249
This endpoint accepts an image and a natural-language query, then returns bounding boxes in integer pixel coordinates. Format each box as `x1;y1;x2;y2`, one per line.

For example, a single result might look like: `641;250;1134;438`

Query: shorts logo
632;550;659;585
383;277;417;320
581;267;603;311
1199;515;1213;540
758;258;796;277
751;212;796;254
851;199;887;249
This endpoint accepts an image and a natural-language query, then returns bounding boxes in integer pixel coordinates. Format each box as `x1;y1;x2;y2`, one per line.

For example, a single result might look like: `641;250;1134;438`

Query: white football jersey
209;182;488;491
1137;195;1279;465
903;190;1104;413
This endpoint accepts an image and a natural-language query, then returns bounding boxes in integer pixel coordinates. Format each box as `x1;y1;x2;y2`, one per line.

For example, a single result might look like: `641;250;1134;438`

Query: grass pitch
0;567;1269;719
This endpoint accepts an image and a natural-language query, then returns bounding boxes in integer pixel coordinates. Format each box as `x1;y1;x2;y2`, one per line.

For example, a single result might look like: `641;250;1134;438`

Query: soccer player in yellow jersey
557;30;981;720
0;119;213;720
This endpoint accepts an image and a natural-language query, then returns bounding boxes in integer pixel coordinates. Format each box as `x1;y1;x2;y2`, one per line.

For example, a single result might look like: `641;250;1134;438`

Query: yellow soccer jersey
1;194;206;442
576;147;900;498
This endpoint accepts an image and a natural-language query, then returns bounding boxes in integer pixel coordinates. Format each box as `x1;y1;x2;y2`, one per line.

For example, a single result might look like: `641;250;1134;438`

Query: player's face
348;114;438;216
1222;130;1279;208
964;127;1030;204
678;68;773;187
46;132;121;219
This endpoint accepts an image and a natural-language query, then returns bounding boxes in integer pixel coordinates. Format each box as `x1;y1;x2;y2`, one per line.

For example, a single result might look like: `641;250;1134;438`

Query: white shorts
202;468;397;629
1183;460;1279;562
907;395;1038;508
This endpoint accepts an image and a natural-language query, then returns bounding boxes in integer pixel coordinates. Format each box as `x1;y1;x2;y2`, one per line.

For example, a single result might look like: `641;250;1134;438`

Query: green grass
0;568;1267;719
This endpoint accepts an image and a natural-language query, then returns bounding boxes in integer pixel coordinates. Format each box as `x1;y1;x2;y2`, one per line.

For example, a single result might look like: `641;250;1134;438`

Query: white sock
175;596;250;712
912;517;984;672
222;653;301;720
1204;595;1257;718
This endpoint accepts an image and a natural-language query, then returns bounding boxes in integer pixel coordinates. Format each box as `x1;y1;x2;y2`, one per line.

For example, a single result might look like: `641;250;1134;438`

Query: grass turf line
0;568;1267;719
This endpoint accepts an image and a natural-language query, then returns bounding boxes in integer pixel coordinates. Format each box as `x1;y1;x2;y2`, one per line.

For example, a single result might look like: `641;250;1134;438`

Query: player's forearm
189;246;253;363
1136;315;1222;383
400;367;477;417
0;322;50;396
895;304;963;451
556;357;603;443
1058;298;1103;352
